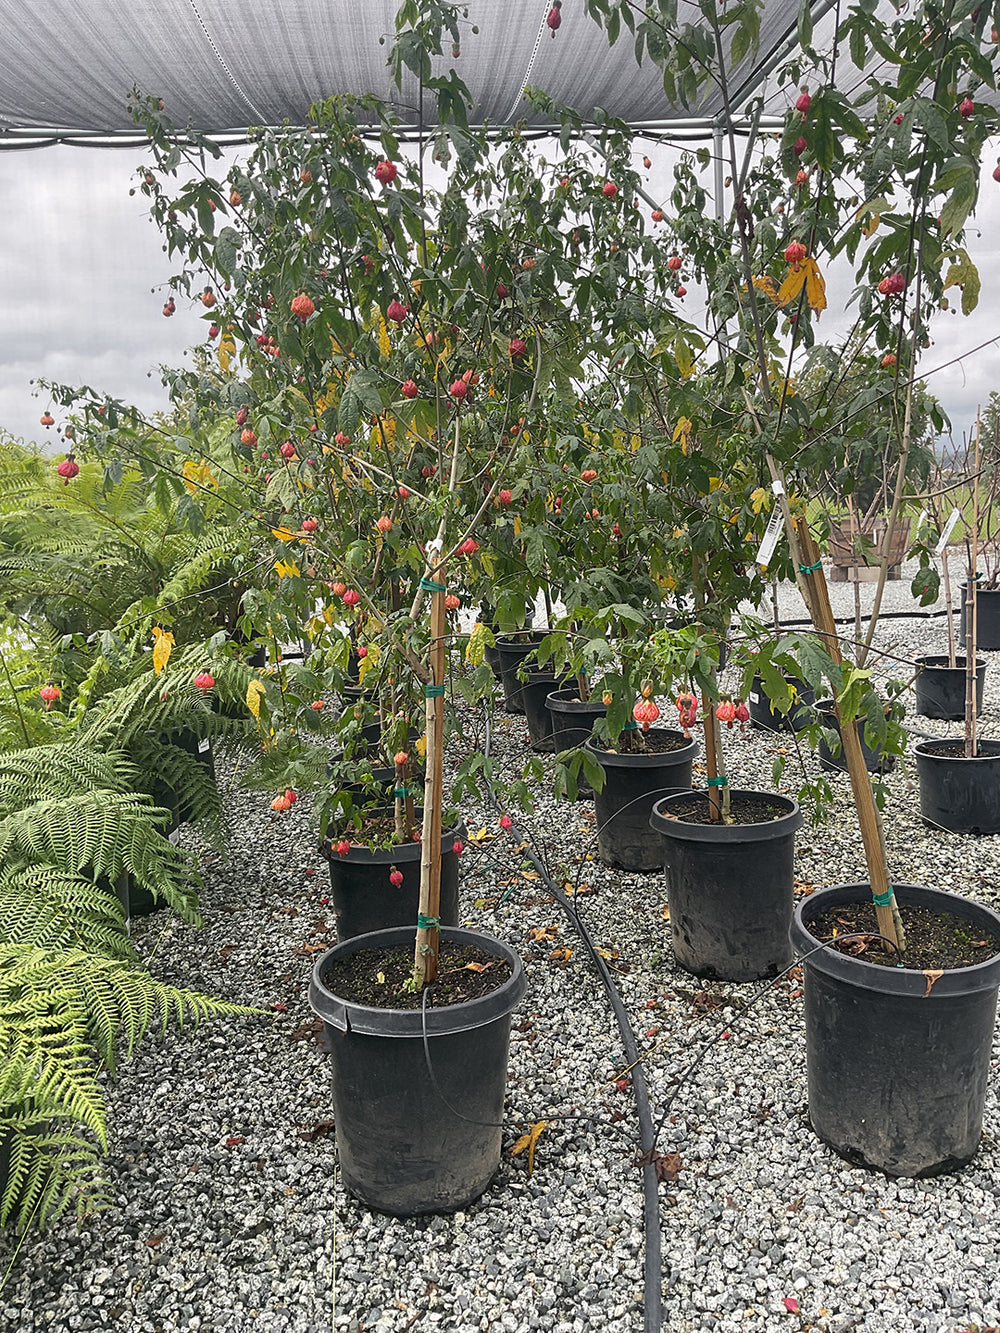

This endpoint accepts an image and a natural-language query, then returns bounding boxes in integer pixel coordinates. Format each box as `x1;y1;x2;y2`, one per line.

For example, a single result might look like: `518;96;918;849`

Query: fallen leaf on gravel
564;881;595;897
783;1296;800;1313
793;878;815;897
548;947;573;964
289;1018;324;1044
660;903;671;920
594;946;619;961
225;1137;244;1148
510;1120;547;1175
299;1120;336;1142
635;1149;682;1183
146;1234;167;1247
528;924;559;942
293;941;328;956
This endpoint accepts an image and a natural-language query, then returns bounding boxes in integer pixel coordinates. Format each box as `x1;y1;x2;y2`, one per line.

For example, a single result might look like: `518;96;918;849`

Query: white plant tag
934;507;961;556
756;507;784;569
198;737;210;754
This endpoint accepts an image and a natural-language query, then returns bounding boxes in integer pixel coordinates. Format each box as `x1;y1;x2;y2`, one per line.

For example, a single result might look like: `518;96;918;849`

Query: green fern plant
0;945;254;1230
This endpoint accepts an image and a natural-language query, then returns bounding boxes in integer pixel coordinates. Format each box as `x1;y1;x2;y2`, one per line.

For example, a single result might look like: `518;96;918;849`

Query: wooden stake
795;526;903;953
413;564;448;987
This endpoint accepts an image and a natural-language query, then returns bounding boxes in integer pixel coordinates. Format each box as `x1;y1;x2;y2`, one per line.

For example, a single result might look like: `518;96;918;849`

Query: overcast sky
2;139;999;454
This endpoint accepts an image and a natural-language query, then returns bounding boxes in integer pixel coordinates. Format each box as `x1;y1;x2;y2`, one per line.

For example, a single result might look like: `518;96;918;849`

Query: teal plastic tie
393;787;419;799
419;577;447;593
622;720;639;731
424;683;445;698
798;560;822;574
707;775;729;787
872;888;894;907
417;914;440;930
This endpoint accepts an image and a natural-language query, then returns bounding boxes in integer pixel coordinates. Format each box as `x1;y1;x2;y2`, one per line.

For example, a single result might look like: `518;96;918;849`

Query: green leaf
910;566;940;606
797;0;813;48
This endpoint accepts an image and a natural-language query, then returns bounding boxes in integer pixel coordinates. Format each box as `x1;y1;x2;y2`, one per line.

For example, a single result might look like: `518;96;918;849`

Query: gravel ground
4;559;1000;1333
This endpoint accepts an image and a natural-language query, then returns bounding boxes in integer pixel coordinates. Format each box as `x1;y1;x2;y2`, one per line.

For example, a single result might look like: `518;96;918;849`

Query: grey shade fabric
0;0;815;147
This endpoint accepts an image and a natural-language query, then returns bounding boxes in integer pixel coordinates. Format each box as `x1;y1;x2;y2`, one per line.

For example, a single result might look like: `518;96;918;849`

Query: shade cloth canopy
0;0;833;147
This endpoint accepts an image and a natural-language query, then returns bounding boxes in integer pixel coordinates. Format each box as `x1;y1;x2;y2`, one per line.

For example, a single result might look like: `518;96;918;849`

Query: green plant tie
417;914;440;930
622;720;638;731
707;775;728;787
872;888;895;907
798;560;822;574
424;683;445;698
420;577;447;593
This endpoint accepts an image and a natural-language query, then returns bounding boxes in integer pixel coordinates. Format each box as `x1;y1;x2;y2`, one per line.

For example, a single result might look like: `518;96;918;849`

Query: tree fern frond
0;1122;108;1230
0;864;134;961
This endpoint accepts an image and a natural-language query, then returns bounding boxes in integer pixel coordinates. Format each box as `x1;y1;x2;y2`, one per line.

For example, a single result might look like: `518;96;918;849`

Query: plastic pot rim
309;924;527;1037
322;811;466;865
649;789;803;844
791;881;1000;997
544;688;609;716
914;738;1000;764
584;729;700;770
915;654;986;672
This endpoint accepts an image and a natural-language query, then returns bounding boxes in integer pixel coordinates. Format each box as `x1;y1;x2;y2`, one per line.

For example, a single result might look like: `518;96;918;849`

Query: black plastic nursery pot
584;730;699;872
520;672;570;752
309;925;527;1215
914;654;986;721
815;700;893;774
495;632;547;713
959;584;1000;651
322;811;465;940
914;739;1000;835
790;882;1000;1177
545;689;608;799
650;790;803;982
747;673;815;732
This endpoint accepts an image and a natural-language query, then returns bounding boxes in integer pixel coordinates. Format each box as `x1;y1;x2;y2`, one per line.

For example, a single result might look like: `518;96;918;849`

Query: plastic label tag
934;507;961;556
198;737;210;753
748;691;759;705
756;507;784;569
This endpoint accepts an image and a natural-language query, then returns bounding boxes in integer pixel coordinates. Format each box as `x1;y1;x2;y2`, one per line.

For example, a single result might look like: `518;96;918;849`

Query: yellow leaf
378;314;391;358
479;551;495;578
358;642;381;686
804;257;827;313
151;626;174;676
860;211;881;237
218;333;236;374
272;527;298;542
672;416;692;443
274;558;300;579
181;458;218;495
512;515;522;536
414;734;427;757
468;827;492;842
750;486;770;514
673;337;695;378
245;678;266;719
751;275;780;303
777;267;808;307
594;946;619;961
510;1120;547;1176
465;621;495;666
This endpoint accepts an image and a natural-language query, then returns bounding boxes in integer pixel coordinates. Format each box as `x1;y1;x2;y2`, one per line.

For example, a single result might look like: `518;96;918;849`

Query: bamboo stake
942;546;956;669
413;561;447;987
966;416;981;759
847;496;862;649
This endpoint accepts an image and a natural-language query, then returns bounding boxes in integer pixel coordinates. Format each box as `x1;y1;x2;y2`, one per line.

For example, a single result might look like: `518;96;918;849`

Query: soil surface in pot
809;902;1000;970
593;733;691;755
660;793;789;825
322;940;512;1009
919;740;996;759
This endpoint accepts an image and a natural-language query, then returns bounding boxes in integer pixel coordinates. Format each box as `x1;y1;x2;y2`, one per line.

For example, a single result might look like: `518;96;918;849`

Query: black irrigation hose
479;704;664;1333
776;605;954;629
